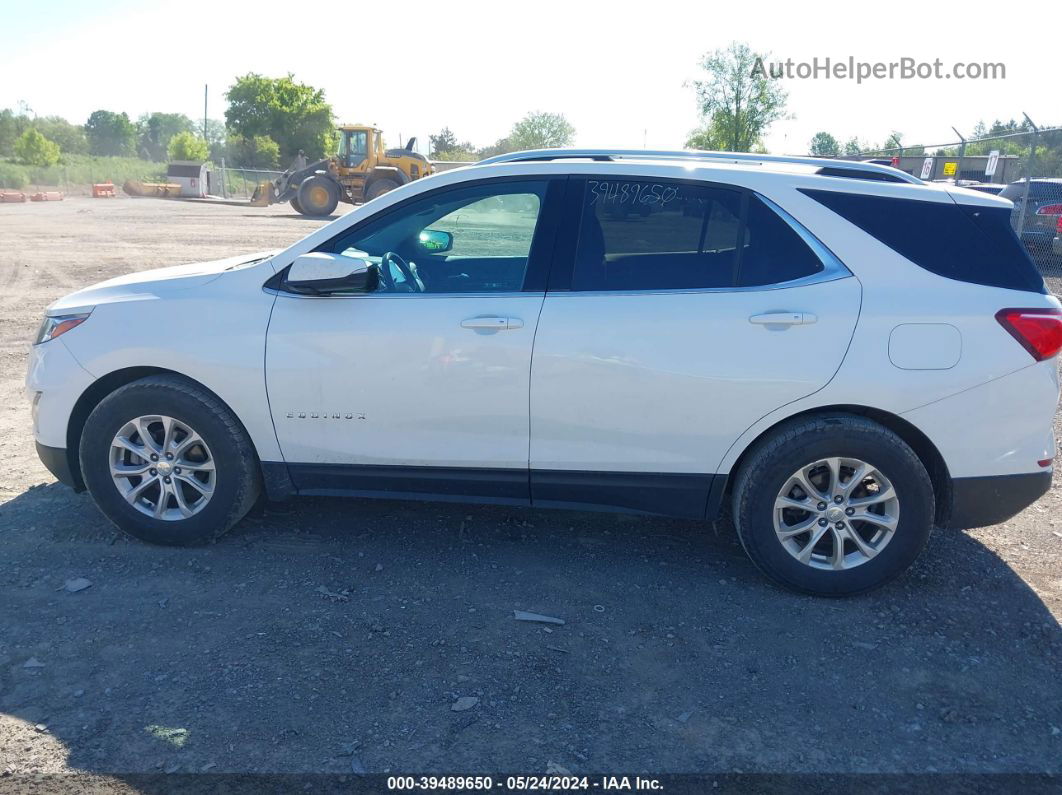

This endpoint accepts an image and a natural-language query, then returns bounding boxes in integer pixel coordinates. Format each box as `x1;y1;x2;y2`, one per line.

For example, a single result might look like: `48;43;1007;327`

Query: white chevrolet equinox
26;149;1062;595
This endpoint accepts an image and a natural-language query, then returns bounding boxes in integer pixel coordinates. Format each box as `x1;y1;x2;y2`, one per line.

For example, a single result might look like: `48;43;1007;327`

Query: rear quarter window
800;188;1045;293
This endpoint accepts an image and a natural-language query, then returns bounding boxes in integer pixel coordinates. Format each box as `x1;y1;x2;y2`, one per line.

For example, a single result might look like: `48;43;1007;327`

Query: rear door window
570;179;826;291
571;180;741;291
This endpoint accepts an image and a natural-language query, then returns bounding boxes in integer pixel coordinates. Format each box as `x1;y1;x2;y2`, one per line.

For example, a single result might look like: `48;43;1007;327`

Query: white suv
26;149;1062;595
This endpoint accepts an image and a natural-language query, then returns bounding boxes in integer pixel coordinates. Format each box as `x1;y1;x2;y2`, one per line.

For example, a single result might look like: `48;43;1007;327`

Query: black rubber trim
530;470;715;519
35;442;83;491
948;471;1051;529
287;463;530;504
281;463;717;519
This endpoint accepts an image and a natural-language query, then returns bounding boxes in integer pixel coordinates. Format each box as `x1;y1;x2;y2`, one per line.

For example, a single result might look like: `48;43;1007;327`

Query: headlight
35;312;91;345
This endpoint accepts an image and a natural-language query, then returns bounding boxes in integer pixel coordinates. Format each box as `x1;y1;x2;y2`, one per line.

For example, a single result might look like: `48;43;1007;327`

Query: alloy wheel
109;415;215;520
773;457;899;570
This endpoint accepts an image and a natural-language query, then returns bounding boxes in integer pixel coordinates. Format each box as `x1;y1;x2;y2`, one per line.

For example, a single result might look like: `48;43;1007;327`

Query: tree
808;131;840;157
198;118;227;160
478;112;576;157
31;116;87;155
691;42;787;152
225;134;280;169
14;128;60;166
0;109;17;157
167;131;209;162
225;73;335;161
506;111;575;151
843;137;862;156
85;110;136;156
138;112;194;161
686;118;728;150
429;127;458;156
428;127;476;160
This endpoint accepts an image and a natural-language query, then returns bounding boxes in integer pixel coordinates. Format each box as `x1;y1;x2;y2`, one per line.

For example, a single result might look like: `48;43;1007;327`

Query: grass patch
0;155;167;189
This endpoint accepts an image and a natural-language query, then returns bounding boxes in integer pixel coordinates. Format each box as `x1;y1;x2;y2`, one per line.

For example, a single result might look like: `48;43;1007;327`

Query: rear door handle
461;316;523;330
749;312;818;326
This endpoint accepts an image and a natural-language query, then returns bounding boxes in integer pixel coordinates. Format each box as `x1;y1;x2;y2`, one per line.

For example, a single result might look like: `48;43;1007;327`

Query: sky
1;0;1058;156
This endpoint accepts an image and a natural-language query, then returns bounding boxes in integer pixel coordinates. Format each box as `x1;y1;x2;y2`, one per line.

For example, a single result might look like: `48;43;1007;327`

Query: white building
166;161;211;198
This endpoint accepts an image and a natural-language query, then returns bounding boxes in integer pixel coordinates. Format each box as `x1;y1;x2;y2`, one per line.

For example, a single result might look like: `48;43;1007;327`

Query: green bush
0;162;28;189
15;128;61;166
167;131;209;162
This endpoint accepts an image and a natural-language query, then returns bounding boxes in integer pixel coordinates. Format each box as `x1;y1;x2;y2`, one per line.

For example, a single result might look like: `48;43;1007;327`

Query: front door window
329;180;550;294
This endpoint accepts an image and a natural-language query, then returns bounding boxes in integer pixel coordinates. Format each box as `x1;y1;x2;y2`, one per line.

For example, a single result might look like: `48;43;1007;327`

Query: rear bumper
1053;236;1062;257
947;471;1051;529
35;442;82;491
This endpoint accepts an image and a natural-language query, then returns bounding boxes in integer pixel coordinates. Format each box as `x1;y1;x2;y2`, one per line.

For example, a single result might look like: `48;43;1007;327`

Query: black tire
289;196;303;214
79;375;261;546
296;176;339;216
366;178;399;201
731;414;934;596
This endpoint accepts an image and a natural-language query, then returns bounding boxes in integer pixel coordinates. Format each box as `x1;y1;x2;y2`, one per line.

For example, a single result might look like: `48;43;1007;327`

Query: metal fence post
220;158;228;199
952;127;966;183
1015;114;1039;239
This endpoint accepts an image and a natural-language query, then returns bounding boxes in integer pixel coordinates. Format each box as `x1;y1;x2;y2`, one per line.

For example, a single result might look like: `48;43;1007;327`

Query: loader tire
366;179;400;202
296;177;339;216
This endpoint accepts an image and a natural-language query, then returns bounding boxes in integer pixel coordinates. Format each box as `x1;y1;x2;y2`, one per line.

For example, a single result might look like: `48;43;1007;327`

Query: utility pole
203;84;208;141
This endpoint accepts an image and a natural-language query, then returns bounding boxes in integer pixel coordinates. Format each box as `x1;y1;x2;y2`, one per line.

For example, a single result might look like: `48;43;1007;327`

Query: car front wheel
731;414;934;596
79;375;260;546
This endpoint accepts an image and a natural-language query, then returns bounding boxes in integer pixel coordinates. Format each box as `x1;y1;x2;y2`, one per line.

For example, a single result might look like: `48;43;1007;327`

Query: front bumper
35;442;82;491
948;471;1051;529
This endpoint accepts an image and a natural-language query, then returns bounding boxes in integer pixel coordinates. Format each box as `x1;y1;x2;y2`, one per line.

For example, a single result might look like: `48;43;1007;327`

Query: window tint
801;188;1045;293
327;180;548;294
738;196;826;287
571;180;826;291
572;180;742;291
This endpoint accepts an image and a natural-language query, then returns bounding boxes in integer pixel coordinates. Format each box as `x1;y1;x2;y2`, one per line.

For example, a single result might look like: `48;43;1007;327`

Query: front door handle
749;312;817;326
461;316;523;330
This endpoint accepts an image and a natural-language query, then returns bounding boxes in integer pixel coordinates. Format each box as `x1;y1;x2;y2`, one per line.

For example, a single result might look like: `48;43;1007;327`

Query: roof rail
475;148;923;185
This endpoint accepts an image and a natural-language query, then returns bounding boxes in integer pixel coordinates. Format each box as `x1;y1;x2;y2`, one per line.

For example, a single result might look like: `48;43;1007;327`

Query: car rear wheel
731;414;934;596
79;375;260;546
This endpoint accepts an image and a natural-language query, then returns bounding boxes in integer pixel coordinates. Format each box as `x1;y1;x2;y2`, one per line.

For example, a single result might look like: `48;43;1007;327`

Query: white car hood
47;250;277;315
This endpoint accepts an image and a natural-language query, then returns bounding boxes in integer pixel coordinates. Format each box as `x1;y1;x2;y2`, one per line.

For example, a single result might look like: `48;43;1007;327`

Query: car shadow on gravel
1;483;1061;777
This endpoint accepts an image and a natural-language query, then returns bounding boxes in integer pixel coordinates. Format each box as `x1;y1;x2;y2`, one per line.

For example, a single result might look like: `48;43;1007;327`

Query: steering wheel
379;251;425;293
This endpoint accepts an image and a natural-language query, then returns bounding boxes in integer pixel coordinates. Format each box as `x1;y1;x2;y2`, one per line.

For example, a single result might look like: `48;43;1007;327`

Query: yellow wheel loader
253;125;434;216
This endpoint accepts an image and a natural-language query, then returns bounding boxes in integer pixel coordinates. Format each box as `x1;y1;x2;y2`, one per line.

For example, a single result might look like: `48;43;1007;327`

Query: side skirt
264;462;720;520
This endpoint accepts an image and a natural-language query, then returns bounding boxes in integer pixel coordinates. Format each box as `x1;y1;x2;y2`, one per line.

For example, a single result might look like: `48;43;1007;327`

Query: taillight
996;308;1062;361
1036;203;1062;216
1056;215;1062;234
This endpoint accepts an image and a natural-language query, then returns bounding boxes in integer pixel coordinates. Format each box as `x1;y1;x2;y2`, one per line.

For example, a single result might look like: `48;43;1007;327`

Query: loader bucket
250;181;275;207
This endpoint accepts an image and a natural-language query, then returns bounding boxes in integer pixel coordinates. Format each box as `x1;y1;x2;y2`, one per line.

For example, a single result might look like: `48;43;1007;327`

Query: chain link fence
211;166;285;200
839;123;1062;271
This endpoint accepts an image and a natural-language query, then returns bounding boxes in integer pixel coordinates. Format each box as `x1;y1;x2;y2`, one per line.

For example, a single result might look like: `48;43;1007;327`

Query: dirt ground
1;197;1061;783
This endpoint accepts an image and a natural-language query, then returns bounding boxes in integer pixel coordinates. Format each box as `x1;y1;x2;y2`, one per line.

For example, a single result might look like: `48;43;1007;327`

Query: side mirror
418;229;453;253
285;252;378;294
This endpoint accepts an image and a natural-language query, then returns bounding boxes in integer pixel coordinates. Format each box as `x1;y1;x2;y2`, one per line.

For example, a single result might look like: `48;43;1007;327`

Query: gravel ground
1;197;1061;782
